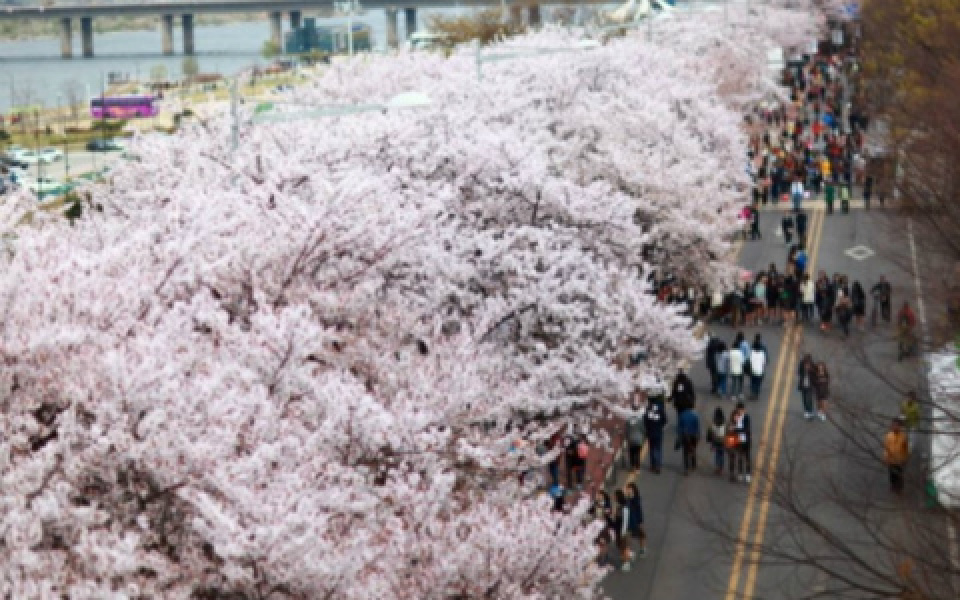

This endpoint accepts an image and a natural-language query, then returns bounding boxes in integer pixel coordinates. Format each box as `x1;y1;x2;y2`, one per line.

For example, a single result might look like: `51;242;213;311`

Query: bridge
0;0;600;58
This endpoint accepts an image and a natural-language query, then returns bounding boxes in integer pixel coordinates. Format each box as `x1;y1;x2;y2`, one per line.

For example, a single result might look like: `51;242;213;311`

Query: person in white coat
729;344;744;401
801;273;816;323
791;178;805;212
749;334;768;400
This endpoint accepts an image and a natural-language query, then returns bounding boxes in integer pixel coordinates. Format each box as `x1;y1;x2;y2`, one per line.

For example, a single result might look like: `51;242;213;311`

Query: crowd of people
566;30;919;574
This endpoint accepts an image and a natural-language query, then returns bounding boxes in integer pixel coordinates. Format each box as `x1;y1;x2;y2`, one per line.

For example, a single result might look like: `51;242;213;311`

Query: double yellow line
724;206;826;600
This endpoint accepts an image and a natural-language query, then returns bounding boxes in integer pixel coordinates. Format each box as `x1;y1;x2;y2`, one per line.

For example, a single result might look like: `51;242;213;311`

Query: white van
408;31;451;52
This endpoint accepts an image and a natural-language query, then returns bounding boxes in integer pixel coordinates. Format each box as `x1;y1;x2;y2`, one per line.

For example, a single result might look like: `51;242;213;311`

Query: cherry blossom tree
0;3;827;597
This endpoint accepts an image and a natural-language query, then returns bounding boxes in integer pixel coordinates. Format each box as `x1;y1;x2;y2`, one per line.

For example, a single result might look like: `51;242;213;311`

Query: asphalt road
603;200;934;600
17;150;117;182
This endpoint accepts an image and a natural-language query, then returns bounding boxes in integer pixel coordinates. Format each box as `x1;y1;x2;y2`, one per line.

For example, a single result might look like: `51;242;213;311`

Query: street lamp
336;0;361;57
57;94;70;179
3;73;13;115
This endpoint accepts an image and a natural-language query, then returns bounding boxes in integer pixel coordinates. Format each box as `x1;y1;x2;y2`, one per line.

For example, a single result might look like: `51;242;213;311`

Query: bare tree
60;79;85;128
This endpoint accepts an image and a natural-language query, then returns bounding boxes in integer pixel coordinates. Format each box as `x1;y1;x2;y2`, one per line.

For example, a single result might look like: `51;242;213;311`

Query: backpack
577;441;589;460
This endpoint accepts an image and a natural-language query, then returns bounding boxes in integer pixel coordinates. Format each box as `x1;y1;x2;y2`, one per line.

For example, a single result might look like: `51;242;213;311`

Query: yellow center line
734;206;828;599
724;206;826;599
620;230;748;488
722;320;795;600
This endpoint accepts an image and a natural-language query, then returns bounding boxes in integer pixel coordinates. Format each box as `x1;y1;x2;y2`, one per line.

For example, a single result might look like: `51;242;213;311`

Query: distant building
284;18;371;55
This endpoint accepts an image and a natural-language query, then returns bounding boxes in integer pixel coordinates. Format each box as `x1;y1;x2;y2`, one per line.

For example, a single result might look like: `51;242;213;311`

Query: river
0;7;477;111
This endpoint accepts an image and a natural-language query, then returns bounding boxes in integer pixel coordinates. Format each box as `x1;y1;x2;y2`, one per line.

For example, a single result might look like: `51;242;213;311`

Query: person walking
748;334;768;401
644;392;668;474
677;407;701;475
706;406;727;475
835;290;853;337
901;390;921;449
794;245;808;278
625;482;647;559
851;280;867;330
795;210;808;242
884;417;909;493
781;274;798;326
624;396;646;473
565;430;586;489
591;489;615;565
546;430;563;487
797;354;816;420
791;177;805;212
670;368;696;423
863;174;874;210
753;276;768;324
871;275;892;324
730;402;753;483
813;361;830;421
715;341;730;399
729;341;745;402
750;205;762;240
706;336;722;395
613;489;632;571
801;273;815;322
781;213;795;245
816;272;835;331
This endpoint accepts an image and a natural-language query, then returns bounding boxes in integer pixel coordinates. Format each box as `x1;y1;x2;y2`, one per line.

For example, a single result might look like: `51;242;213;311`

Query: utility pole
35;109;42;198
229;77;239;153
347;0;356;57
58;94;69;179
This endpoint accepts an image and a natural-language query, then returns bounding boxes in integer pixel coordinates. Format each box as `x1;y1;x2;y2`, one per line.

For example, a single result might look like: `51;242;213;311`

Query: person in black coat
705;337;722;395
781;214;795;245
795;211;808;242
670;368;696;423
730;402;753;483
750;206;762;240
644;393;668;474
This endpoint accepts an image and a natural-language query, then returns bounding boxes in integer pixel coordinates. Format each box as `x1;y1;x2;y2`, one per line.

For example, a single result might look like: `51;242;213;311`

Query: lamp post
34;108;42;198
58;94;70;179
3;73;13;115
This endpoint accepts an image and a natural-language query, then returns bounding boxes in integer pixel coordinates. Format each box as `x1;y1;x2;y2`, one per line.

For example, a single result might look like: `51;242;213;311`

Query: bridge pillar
269;11;283;49
509;5;523;27
528;4;541;28
161;14;174;55
80;16;94;58
182;14;195;55
290;10;302;31
385;8;398;49
59;17;73;59
404;7;417;38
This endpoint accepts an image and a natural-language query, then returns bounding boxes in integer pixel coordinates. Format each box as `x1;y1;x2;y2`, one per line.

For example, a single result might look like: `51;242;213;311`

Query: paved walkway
600;203;930;599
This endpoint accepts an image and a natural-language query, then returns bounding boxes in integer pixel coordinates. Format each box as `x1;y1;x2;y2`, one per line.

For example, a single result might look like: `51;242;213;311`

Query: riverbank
0;13;268;41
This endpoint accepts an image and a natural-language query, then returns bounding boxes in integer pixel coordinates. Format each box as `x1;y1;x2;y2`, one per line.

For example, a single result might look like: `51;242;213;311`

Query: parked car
1;164;28;183
11;149;40;164
4;144;27;158
25;177;64;196
86;138;125;152
38;148;64;163
0;155;28;170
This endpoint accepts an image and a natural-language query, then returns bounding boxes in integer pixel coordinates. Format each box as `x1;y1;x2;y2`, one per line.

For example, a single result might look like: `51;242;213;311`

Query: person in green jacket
824;182;835;214
901;390;921;430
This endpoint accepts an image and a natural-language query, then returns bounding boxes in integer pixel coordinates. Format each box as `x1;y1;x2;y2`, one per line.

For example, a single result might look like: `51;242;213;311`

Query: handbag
724;432;739;449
